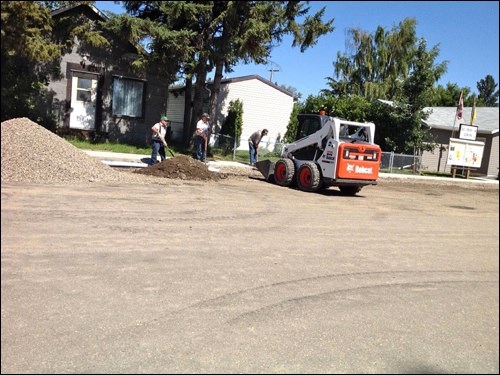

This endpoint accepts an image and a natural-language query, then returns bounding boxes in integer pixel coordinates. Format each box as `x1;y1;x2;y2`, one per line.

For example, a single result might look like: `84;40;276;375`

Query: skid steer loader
255;114;381;195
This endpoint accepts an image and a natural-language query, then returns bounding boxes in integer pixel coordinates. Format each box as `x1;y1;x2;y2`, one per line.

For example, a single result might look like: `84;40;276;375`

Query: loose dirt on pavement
1;118;499;373
134;155;222;181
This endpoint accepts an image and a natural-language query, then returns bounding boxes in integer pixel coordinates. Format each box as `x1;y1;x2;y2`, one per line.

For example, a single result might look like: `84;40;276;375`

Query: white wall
216;79;294;151
166;76;295;150
165;93;186;142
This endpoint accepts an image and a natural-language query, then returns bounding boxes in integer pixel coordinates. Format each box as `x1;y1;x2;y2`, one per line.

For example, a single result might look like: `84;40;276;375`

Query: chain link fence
210;134;422;174
380;151;422;174
210;133;239;159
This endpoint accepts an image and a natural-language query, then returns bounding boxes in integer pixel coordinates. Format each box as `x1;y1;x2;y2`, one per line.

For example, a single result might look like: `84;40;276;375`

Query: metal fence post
232;135;237;161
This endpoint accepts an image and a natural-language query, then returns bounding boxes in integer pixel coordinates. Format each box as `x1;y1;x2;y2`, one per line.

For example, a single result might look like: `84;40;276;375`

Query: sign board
458;123;478;141
447;138;484;168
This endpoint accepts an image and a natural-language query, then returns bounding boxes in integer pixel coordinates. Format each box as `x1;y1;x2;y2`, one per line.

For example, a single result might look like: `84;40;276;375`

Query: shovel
159;135;175;157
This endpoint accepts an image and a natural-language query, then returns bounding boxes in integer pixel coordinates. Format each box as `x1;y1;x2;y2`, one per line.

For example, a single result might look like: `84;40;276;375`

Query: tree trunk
189;68;208;146
209;60;224;133
183;76;193;147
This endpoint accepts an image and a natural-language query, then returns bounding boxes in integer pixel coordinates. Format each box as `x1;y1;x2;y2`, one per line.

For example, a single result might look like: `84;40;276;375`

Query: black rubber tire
297;162;322;192
339;186;362;196
273;158;295;187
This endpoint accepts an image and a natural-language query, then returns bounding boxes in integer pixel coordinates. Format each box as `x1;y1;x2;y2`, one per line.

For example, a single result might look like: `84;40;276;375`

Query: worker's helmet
202;113;210;119
161;115;169;121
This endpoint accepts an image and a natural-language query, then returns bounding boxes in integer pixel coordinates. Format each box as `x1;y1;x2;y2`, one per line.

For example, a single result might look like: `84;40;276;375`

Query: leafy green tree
390;39;443;153
301;94;371;122
477;74;499;107
284;94;371;143
301;94;333;116
325;18;447;103
104;1;334;147
279;84;301;100
100;1;209;146
103;1;195;80
320;18;451;154
220;99;244;150
368;100;408;152
2;1;59;61
208;1;332;108
1;1;62;127
296;40;441;154
401;40;445;109
1;1;111;128
220;99;243;139
427;76;499;107
205;1;334;148
283;101;304;143
361;39;445;154
431;83;475;106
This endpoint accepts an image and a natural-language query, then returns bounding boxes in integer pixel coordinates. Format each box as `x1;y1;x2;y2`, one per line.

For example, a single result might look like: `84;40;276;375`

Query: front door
70;76;97;130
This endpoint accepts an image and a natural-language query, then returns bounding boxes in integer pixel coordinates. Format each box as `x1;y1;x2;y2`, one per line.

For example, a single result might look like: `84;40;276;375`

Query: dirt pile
134;156;223;181
1;117;256;184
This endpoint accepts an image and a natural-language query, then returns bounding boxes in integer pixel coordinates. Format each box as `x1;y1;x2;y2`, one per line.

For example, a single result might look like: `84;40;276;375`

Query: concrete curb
83;150;499;186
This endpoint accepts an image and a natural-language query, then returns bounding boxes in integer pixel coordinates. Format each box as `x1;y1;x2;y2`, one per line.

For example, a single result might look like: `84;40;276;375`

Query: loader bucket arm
255;159;275;182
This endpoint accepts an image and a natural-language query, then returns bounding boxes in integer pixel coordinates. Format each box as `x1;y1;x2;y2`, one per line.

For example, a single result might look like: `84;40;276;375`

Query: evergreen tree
220;99;243;143
103;1;334;147
477;74;499;107
1;1;110;128
283;101;304;143
1;1;62;126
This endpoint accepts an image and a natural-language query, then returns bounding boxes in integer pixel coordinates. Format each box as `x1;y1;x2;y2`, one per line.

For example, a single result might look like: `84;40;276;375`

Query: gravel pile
1;117;259;185
1;118;168;185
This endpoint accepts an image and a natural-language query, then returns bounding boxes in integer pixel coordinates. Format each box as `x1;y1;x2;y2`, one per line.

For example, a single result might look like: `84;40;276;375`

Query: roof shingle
423;107;499;134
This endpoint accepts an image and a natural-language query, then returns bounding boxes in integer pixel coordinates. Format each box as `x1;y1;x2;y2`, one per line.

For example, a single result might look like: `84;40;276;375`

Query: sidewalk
83;150;499;186
83;150;156;168
82;149;254;171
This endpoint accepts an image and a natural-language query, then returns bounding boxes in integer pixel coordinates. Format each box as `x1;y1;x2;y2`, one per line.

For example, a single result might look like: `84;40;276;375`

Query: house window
112;76;145;117
76;78;93;102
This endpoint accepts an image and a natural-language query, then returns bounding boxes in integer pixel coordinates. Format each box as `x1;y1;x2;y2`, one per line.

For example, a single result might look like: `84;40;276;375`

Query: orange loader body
255;114;382;195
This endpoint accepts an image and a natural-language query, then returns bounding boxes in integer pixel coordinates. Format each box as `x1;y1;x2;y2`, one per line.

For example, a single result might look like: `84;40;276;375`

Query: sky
96;1;499;99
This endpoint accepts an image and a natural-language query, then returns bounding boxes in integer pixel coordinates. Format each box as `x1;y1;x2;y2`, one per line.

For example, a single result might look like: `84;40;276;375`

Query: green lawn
67;138;455;177
67;138;152;155
66;137;275;163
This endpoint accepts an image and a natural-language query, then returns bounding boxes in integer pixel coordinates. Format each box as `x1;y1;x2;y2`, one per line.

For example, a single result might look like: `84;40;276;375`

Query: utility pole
268;67;279;82
267;61;281;82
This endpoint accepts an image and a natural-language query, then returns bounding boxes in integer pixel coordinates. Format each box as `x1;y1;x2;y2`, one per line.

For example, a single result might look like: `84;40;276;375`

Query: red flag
456;91;463;120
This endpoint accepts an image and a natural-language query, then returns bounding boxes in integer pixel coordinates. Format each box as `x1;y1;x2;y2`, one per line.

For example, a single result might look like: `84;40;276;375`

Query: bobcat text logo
346;164;373;174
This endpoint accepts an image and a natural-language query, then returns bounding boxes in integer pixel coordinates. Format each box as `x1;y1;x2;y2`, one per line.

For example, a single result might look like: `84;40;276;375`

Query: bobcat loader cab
255;114;381;194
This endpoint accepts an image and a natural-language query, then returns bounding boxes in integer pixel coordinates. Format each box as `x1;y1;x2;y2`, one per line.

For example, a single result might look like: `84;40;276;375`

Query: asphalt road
1;177;498;373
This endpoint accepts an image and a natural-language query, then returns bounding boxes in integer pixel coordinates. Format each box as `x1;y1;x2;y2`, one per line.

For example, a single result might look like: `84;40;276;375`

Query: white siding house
166;75;296;151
